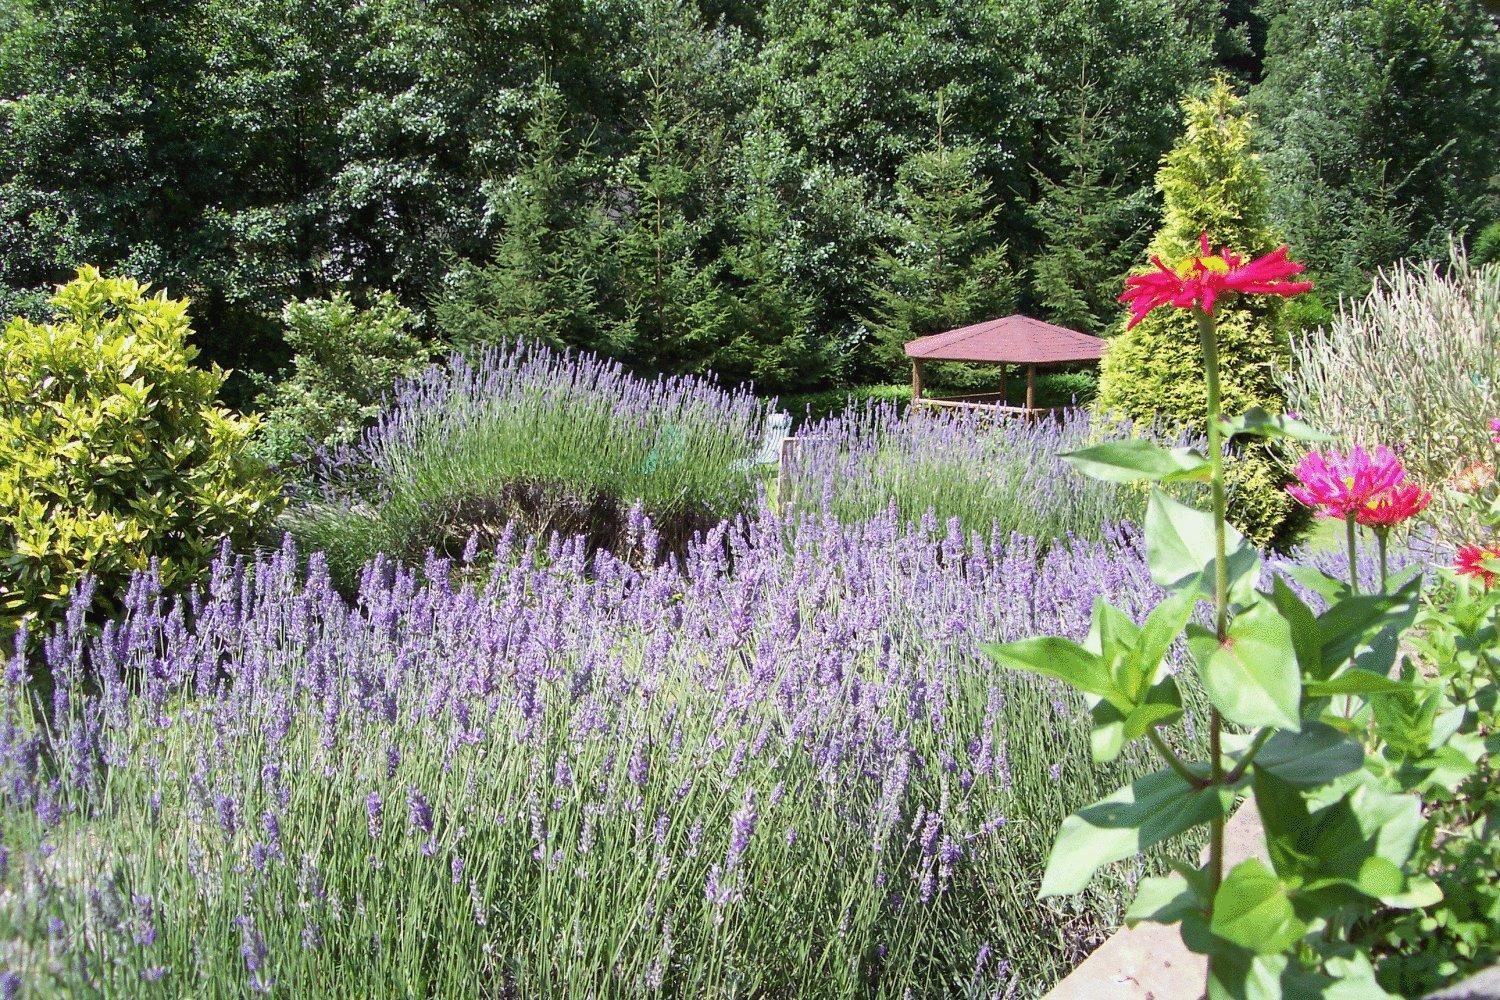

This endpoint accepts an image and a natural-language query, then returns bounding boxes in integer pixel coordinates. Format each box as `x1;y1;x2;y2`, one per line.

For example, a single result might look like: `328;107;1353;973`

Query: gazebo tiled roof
903;314;1105;365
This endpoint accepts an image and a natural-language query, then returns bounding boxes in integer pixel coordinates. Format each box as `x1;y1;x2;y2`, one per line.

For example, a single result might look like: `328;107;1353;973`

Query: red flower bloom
1286;445;1407;520
1119;233;1314;328
1455;543;1500;588
1354;483;1430;529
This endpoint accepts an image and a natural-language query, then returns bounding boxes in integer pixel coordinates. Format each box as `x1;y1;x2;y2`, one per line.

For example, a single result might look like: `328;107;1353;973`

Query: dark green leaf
1246;723;1363;788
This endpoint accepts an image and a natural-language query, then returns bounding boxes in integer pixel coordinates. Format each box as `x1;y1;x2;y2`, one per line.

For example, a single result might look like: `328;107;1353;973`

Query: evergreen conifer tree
699;112;827;393
865;99;1015;377
1096;81;1308;548
434;83;626;357
1028;77;1150;335
613;68;727;377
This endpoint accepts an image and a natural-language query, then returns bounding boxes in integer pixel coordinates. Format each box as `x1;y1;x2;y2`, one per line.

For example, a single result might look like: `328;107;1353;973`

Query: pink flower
1286;446;1406;519
1455;543;1500;588
1490;417;1500;444
1119;234;1314;328
1354;483;1430;529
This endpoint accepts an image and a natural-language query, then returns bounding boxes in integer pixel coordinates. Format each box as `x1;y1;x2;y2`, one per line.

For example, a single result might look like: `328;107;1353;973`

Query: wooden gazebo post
1026;364;1037;411
911;359;924;405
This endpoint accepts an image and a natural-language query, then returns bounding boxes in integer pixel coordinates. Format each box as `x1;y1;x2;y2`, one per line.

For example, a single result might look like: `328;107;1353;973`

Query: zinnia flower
1455;543;1500;588
1354;483;1430;529
1286;445;1407;519
1119;233;1314;327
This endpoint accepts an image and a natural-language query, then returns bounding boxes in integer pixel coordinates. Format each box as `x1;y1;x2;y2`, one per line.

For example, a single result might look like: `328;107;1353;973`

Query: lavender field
0;464;1400;997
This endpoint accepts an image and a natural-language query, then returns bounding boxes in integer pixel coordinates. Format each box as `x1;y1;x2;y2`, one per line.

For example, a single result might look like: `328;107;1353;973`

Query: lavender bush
1;501;1217;997
286;341;768;585
783;404;1178;543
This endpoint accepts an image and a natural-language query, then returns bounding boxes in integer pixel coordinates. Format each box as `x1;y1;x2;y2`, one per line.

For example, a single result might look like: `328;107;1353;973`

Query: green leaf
1219;406;1333;443
1145;489;1261;604
1090;679;1184;763
1040;768;1239;896
1314;577;1422;679
1211;859;1308;954
1304;669;1413;697
1244;723;1363;788
1125;873;1203;926
1285;565;1350;604
1268;576;1319;678
1062;439;1210;483
981;637;1118;704
1187;601;1302;731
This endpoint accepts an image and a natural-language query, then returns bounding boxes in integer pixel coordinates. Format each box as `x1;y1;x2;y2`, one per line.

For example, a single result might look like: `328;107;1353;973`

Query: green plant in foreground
986;236;1485;997
0;268;281;640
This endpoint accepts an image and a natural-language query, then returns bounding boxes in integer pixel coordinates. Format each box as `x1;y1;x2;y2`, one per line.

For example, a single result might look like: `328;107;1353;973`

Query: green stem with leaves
1194;309;1228;908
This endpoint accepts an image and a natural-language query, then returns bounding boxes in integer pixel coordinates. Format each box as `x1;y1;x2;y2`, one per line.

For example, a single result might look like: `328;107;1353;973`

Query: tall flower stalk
984;235;1455;999
1123;234;1313;912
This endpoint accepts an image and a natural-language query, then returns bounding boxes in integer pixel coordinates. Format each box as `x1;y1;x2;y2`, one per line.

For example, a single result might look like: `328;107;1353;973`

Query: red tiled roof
903;314;1106;364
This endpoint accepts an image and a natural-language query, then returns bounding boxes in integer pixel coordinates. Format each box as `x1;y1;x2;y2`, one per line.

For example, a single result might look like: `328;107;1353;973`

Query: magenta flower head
1354;482;1431;529
1286;445;1407;519
1490;417;1500;444
1119;233;1314;328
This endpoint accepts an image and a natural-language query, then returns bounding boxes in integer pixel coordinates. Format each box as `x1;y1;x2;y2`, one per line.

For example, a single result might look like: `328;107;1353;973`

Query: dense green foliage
7;1;1487;398
1254;0;1500;302
1096;83;1307;549
253;292;430;473
0;269;279;637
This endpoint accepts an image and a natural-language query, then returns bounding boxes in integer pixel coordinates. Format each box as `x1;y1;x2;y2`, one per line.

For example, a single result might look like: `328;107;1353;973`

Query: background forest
0;0;1496;403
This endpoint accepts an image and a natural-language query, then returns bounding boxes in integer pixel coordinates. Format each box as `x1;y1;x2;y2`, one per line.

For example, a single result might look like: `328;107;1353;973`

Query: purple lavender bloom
406;788;432;836
366;793;383;840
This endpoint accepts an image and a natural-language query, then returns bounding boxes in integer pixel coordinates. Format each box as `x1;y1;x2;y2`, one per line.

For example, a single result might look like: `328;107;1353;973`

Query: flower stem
1375;528;1389;593
1344;513;1359;595
1194;309;1228;923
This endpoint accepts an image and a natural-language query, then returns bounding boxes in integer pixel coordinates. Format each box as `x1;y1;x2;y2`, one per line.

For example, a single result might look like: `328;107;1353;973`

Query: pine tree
613;67;726;376
700;112;827;393
865;99;1016;376
434;83;626;357
1028;74;1151;335
1096;80;1308;549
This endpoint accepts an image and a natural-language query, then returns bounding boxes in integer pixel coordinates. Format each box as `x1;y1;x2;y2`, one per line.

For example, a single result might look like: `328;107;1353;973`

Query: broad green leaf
1134;589;1197;685
1187;602;1301;731
981;637;1119;705
1062;439;1210;483
1219;406;1333;443
1040;768;1239;896
1243;723;1363;788
1145;489;1260;604
1125;873;1203;926
1267;576;1319;677
1314;577;1422;679
1211;859;1307;955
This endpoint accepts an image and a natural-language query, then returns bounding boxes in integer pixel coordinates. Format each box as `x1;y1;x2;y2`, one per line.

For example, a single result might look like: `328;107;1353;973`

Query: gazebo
904;314;1107;416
